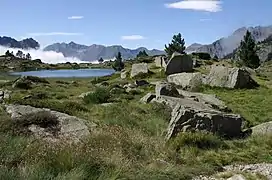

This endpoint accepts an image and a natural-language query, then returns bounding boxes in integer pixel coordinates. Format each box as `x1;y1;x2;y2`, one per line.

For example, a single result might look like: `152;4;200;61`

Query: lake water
10;69;115;78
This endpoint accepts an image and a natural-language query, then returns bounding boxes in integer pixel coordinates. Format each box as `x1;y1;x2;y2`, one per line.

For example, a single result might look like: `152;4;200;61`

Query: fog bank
0;46;87;64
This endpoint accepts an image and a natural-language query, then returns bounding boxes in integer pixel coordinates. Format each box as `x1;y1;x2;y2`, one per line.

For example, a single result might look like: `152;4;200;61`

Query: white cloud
27;32;83;37
68;16;84;20
0;46;86;64
165;0;222;12
121;35;145;40
199;18;212;21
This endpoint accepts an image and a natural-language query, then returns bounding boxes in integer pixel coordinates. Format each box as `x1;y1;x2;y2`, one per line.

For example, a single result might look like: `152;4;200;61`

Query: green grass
0;65;272;179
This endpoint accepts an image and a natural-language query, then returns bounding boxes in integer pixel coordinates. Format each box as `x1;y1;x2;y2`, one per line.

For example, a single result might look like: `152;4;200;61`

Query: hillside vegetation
0;33;271;180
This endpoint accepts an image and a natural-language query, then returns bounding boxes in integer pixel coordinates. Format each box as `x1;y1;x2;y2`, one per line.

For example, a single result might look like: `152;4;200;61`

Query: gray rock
135;80;149;87
165;52;193;75
167;72;203;91
251;121;272;136
227;174;246;180
121;70;128;79
166;104;243;140
130;63;149;78
204;65;259;89
79;91;92;98
5;104;95;142
140;93;156;103
155;56;167;68
155;82;180;98
0;89;11;103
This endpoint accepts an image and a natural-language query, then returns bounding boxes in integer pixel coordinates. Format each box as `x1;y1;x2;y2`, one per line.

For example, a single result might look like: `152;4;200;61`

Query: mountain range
43;42;164;61
185;25;272;59
0;36;40;49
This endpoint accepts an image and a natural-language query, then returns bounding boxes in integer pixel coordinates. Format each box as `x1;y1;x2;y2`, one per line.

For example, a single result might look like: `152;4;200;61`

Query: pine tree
98;57;104;64
164;33;186;57
26;53;32;60
237;30;260;68
137;50;148;58
112;52;124;71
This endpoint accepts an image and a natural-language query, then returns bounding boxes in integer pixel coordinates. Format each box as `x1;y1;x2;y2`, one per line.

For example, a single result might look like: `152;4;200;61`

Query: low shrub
83;87;111;104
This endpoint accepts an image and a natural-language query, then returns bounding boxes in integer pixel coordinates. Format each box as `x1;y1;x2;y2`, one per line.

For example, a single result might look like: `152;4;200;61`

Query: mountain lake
9;68;115;78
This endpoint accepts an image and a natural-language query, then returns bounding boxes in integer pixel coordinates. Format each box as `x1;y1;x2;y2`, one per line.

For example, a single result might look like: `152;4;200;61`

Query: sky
0;0;272;50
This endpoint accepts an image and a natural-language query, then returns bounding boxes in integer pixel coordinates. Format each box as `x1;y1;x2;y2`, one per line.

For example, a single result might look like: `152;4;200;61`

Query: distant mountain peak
43;42;164;61
0;36;40;49
185;25;272;58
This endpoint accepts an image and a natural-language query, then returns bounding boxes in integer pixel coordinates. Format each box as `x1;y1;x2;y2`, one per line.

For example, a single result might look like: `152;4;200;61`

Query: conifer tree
164;33;186;57
112;52;124;71
237;30;260;68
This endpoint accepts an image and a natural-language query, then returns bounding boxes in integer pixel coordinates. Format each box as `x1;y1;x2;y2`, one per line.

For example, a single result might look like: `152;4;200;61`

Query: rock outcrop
5;104;95;142
0;89;11;103
204;65;259;89
165;52;193;75
167;72;203;91
130;63;149;78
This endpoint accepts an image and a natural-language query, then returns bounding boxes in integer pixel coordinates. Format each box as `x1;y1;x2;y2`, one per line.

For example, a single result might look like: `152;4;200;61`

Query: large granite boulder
5;104;95;142
130;63;149;78
167;72;203;91
165;52;193;75
204;65;259;89
166;104;243;140
155;56;167;68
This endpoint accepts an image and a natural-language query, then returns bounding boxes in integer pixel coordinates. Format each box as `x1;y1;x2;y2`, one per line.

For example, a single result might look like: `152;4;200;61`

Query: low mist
0;46;87;64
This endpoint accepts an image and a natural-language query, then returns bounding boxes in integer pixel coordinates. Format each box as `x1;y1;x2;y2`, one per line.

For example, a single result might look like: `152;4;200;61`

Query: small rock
251;121;272;136
140;93;156;103
155;82;180;98
135;80;149;87
79;91;92;98
227;174;246;180
121;70;128;79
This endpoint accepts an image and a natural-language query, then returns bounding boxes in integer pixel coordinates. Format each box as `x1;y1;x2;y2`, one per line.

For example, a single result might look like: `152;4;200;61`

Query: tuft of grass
170;132;226;150
12;111;60;135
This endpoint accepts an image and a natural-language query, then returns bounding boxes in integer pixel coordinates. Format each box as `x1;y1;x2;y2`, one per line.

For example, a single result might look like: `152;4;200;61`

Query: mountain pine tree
164;33;186;57
237;30;260;68
98;57;104;63
137;50;148;58
112;52;124;71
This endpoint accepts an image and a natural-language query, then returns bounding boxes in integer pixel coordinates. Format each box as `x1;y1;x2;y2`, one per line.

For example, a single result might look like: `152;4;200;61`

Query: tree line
5;50;32;60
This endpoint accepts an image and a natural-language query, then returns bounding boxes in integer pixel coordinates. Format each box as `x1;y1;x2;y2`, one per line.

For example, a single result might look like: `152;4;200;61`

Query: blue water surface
10;68;115;78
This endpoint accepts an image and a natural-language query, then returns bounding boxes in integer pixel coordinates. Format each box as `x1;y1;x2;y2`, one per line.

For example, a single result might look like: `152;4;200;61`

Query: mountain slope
186;25;272;58
0;36;40;49
44;42;165;61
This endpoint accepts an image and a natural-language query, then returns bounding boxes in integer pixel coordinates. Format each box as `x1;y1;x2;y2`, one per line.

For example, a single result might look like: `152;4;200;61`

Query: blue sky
0;0;271;50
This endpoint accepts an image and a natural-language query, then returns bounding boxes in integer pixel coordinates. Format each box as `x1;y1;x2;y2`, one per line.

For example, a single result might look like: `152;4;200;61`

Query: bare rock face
167;72;203;91
204;65;259;89
165;52;193;75
130;63;149;78
166;104;243;140
5;104;95;142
